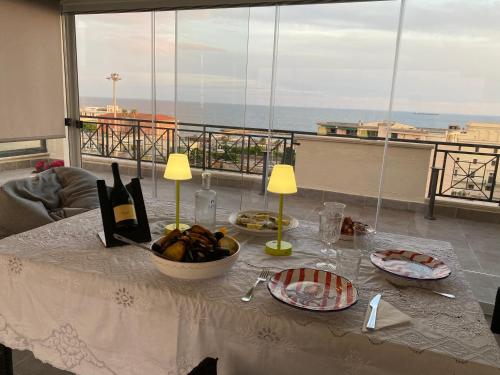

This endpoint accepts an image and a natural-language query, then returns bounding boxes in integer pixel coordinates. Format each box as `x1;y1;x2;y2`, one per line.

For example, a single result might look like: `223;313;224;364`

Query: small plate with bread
229;210;299;236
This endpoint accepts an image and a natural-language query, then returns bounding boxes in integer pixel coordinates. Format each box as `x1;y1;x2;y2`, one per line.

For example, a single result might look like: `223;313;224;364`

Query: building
317;121;461;142
318;120;500;202
80;105;123;117
317;121;367;136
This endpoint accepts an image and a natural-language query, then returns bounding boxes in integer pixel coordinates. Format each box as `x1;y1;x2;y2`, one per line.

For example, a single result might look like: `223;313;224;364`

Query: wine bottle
110;162;138;230
195;172;217;230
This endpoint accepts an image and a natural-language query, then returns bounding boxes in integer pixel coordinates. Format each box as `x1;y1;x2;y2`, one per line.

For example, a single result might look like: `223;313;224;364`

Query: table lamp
164;153;192;233
265;164;297;256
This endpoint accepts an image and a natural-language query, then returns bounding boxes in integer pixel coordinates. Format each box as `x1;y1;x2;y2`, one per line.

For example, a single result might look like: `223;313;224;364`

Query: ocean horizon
80;96;500;133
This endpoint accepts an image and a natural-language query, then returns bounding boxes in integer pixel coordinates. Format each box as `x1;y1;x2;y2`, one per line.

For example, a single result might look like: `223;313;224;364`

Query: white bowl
150;235;240;280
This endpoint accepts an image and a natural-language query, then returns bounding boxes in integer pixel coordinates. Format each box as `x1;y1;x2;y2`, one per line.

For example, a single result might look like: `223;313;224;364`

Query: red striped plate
370;249;451;280
267;268;358;311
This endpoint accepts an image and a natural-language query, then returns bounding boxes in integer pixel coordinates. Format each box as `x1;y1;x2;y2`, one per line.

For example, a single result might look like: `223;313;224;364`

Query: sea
81;96;500;133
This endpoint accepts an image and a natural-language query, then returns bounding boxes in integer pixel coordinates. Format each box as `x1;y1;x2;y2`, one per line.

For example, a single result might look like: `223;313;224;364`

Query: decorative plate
370;249;451;280
229;210;299;236
267;268;358;311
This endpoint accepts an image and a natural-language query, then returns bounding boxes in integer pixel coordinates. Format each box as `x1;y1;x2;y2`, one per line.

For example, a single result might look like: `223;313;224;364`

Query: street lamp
106;73;122;118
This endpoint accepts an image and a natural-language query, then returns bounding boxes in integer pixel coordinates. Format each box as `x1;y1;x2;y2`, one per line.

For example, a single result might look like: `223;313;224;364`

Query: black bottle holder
97;178;152;248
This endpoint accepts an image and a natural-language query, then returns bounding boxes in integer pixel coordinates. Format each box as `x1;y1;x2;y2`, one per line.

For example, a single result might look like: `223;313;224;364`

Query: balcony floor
2;167;500;374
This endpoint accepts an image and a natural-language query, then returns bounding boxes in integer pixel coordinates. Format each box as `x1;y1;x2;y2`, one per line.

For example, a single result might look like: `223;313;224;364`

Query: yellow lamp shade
267;164;297;194
164;153;192;181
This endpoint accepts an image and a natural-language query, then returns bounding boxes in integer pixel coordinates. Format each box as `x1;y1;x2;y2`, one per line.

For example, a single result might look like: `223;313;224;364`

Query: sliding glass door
68;0;500;314
75;12;153;188
160;8;255;214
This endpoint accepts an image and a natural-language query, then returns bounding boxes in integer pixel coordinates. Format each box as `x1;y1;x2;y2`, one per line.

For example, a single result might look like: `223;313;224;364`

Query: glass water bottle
195;172;217;230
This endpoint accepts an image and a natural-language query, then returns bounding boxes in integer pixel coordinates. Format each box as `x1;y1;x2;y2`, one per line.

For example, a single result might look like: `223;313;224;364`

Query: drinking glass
353;223;376;257
352;223;376;281
337;248;362;282
316;202;345;271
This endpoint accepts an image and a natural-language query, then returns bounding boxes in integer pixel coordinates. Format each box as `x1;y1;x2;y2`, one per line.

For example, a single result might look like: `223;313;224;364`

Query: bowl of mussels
150;224;240;280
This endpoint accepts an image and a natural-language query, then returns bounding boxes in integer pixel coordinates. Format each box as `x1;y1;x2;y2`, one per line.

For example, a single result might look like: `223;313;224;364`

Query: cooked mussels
152;225;235;263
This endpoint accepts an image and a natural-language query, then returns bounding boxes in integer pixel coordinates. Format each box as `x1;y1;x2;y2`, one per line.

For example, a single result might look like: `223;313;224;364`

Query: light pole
106;73;121;118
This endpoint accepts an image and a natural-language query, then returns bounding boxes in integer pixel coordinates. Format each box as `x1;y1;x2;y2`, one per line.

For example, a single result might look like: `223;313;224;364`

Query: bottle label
113;204;137;223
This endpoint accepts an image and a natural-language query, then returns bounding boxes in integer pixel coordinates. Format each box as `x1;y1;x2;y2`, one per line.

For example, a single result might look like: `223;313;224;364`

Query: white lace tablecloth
0;201;499;375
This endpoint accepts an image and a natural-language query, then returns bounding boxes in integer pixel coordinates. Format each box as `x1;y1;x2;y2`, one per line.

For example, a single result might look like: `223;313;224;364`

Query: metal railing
80;115;500;205
80;116;296;177
430;142;500;204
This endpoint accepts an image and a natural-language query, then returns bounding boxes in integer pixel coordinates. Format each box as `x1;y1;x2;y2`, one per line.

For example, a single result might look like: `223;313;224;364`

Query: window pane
169;8;255;219
274;2;400;225
0;140;50;185
0;140;43;154
76;13;152;189
385;0;500;307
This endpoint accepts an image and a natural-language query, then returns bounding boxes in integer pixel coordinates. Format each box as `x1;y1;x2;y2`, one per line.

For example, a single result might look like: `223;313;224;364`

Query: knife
366;294;382;330
113;233;152;252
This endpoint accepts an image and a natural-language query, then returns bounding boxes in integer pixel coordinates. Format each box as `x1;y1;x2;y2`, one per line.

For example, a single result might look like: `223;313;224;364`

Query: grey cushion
55;167;99;209
0;167;99;238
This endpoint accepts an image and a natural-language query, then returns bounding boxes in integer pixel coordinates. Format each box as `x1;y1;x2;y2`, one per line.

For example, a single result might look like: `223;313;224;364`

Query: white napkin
362;299;411;332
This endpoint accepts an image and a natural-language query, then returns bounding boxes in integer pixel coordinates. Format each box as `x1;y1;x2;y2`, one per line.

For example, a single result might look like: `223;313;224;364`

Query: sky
75;0;500;116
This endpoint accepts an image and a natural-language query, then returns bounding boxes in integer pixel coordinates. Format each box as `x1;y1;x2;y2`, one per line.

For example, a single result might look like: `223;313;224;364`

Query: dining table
0;200;499;375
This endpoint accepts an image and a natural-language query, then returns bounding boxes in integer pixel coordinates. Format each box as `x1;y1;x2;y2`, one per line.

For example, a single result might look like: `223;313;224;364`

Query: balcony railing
80;115;500;205
80;116;296;176
431;142;500;203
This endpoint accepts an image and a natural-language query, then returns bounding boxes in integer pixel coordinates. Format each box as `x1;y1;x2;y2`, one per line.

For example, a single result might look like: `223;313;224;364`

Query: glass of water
337;248;362;282
353;223;376;257
316;202;345;271
338;223;376;282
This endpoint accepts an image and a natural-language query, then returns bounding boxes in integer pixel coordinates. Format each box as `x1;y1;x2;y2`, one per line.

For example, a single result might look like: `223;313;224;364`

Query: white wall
294;135;433;203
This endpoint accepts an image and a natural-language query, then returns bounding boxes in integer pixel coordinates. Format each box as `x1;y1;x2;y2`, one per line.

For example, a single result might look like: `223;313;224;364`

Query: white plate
229;210;299;236
370;249;451;280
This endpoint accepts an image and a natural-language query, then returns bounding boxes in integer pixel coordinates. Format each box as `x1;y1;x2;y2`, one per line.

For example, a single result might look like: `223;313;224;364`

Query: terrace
4;116;500;309
4;152;500;374
73;167;500;307
4;116;500;308
2;0;500;374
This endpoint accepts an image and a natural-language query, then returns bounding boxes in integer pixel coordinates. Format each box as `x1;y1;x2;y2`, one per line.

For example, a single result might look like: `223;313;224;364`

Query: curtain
0;0;65;141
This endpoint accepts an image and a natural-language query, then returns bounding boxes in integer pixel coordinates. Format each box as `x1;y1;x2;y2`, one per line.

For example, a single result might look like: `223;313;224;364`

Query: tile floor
2;167;500;374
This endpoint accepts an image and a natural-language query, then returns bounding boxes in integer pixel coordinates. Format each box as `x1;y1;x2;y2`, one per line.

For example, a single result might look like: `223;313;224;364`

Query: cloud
178;42;226;52
76;1;500;116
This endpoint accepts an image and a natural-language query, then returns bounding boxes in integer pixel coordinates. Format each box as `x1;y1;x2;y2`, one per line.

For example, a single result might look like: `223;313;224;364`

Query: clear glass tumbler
353;223;377;280
353;223;376;257
337;248;362;282
316;202;345;271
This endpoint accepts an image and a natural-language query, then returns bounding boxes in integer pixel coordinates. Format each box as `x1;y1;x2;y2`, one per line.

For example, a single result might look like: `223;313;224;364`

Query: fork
241;269;271;302
386;279;455;299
